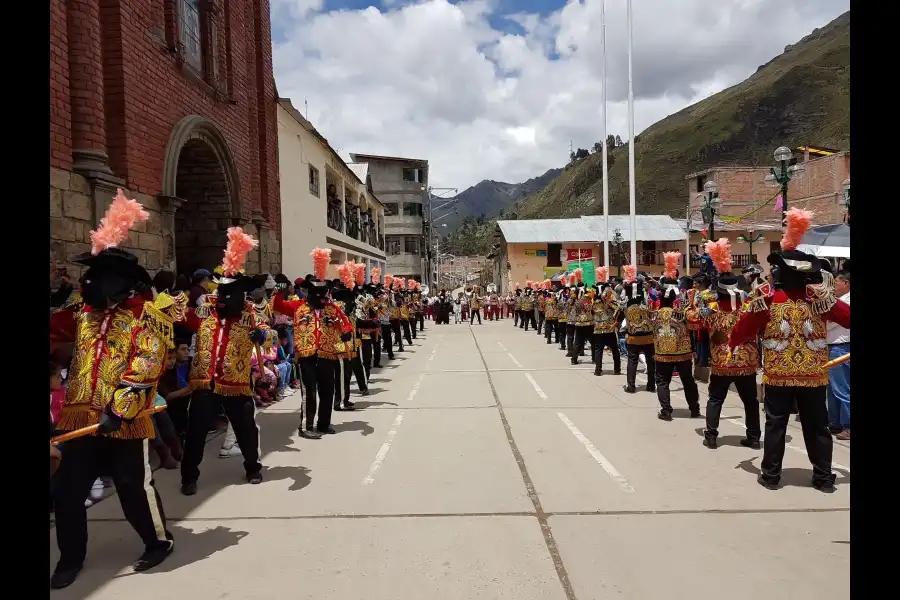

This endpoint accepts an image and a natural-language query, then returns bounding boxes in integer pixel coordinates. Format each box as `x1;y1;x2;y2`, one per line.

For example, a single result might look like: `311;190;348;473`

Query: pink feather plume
623;265;637;283
781;208;813;251
371;267;382;284
596;266;608;283
392;277;404;291
559;273;568;286
384;274;394;288
515;281;521;289
90;188;150;255
222;227;259;276
354;262;366;286
704;238;733;273
525;280;533;289
573;268;583;283
310;248;331;282
338;260;355;288
663;251;682;279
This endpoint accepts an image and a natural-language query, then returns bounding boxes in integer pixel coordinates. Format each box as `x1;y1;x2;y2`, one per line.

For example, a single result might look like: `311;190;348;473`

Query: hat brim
768;250;820;274
73;248;151;285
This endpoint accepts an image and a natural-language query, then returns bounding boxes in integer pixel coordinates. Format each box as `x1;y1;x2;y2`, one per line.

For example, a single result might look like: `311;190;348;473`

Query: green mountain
515;11;850;220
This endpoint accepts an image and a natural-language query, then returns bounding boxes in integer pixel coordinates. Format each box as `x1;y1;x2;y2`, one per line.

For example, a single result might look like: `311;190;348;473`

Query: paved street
51;320;850;599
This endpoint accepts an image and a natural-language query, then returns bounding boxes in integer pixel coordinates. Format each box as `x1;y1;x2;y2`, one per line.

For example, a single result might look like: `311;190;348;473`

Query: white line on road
524;373;548;399
557;412;635;494
725;418;850;472
426;335;444;371
361;412;405;485
496;341;508;351
508;353;524;368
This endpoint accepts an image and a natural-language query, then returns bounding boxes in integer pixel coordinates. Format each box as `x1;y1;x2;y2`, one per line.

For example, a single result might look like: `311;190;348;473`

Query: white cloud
273;0;850;190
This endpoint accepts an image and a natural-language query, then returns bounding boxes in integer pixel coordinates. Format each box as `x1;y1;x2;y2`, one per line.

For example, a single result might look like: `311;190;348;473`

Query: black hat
73;247;151;286
767;249;821;282
741;263;763;276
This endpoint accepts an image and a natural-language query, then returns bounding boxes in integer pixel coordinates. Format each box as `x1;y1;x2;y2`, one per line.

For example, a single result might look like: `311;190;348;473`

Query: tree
574;148;590;160
615;135;623;147
592;141;603;154
606;134;615;148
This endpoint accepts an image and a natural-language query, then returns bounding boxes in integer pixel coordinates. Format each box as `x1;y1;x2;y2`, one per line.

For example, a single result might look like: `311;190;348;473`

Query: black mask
307;287;326;309
216;282;247;319
82;267;134;310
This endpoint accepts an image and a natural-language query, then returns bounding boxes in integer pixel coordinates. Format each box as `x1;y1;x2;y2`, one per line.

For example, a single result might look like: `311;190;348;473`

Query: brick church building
50;0;281;276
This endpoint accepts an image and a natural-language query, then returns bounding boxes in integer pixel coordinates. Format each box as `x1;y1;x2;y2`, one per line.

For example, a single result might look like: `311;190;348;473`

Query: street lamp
764;146;805;228
700;180;723;241
736;230;765;264
613;228;624;277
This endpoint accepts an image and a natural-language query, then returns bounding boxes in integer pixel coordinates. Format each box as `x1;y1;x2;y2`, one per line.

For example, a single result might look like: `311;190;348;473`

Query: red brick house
50;0;281;276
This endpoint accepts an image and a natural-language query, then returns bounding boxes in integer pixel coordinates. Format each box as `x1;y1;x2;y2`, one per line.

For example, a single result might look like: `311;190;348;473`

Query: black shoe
50;565;82;589
387;355;395;360
247;472;263;485
180;482;197;496
546;340;552;344
333;404;344;411
571;358;578;365
373;363;382;368
613;370;622;375
812;479;837;494
646;385;656;393
740;438;762;450
703;435;718;449
133;542;174;572
594;369;602;376
757;474;779;490
657;411;673;422
690;409;702;418
623;385;636;394
317;425;337;435
300;427;322;439
343;402;357;410
360;389;370;397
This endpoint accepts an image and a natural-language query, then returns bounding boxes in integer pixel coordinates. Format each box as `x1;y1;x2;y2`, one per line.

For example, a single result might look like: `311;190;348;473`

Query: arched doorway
161;116;243;278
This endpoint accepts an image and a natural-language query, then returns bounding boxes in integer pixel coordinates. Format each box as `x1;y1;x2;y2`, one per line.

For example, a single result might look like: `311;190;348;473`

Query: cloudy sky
272;0;850;191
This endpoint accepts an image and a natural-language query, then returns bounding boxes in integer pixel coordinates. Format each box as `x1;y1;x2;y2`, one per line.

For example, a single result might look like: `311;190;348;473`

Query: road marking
725;418;850;472
362;411;406;485
524;372;548;399
508;353;524;368
557;412;635;494
426;335;444;371
497;341;508;351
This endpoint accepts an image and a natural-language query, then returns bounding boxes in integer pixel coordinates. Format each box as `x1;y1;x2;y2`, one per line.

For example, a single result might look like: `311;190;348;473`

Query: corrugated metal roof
497;219;596;243
347;162;369;183
674;218;783;233
580;215;686;242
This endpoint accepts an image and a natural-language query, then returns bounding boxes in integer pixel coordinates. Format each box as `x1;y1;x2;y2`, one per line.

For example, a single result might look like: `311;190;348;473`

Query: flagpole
601;0;610;269
626;0;637;270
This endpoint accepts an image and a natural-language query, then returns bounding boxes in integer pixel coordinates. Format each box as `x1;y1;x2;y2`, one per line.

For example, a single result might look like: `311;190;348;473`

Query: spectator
157;339;193;440
188;268;213;307
152;270;176;294
274;328;295;399
827;271;850;440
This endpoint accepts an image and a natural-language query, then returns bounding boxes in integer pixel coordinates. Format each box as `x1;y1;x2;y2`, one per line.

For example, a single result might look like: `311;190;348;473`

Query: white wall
278;104;328;280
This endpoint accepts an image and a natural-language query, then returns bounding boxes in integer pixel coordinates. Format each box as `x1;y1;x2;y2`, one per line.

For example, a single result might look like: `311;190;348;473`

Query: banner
524;249;548;257
566;249;593;261
567;260;596;287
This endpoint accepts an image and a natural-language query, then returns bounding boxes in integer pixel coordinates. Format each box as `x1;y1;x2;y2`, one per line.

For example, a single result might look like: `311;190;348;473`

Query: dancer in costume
556;276;570;352
729;209;850;492
571;271;593;365
50;190;182;588
592;267;621;376
397;279;414;345
536;282;547;335
689;239;761;449
520;282;537;331
385;275;405;351
180;227;270;495
273;249;352;439
331;265;364;410
513;285;522;327
544;283;558;344
470;286;484;324
622;266;656;394
649;252;701;420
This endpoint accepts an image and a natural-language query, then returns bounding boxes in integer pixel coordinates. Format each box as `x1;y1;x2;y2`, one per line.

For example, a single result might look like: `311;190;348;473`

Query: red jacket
272;293;351;360
730;288;850;387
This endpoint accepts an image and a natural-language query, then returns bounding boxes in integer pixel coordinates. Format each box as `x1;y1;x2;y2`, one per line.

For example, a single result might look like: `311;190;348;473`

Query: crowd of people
48;191;429;590
502;209;850;492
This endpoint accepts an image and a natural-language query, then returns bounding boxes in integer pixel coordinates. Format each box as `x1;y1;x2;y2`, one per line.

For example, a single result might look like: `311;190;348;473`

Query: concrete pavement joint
469;327;579;600
85;506;849;524
557;412;636;494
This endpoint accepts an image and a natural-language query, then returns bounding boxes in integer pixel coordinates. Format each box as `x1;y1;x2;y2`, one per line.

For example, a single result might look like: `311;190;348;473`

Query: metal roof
674;218;783;233
497;219;596;243
580;215;686;242
347;162;369;183
349;152;428;165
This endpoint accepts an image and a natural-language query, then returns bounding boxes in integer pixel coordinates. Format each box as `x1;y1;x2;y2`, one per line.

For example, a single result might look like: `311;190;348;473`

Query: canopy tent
797;223;850;259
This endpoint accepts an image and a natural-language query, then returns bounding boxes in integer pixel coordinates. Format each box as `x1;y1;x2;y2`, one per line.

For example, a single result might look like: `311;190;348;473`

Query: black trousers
298;355;336;431
167;395;190;437
565;324;576;354
655;360;700;414
381;323;395;357
573;326;592;360
514;309;520;326
592;332;621;373
705;374;761;439
625;343;655;388
335;356;368;406
54;436;173;570
522;310;536;331
182;389;261;484
470;309;482;324
545;319;556;342
761;385;834;485
416;312;424;331
537;312;545;333
390;320;404;350
361;337;375;376
557;321;567;349
401;319;413;344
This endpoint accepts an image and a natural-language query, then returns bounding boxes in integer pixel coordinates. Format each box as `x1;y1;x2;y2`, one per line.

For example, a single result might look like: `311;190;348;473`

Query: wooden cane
823;353;850;369
51;404;168;445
